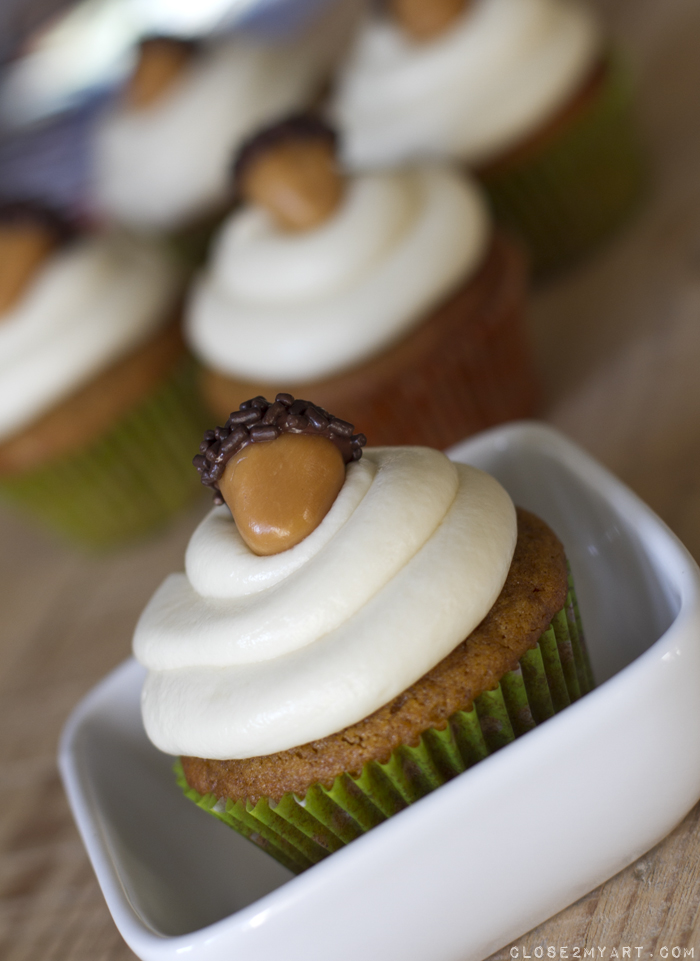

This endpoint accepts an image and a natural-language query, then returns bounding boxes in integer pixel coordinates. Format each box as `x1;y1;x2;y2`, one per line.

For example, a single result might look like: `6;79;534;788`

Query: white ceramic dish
59;422;700;961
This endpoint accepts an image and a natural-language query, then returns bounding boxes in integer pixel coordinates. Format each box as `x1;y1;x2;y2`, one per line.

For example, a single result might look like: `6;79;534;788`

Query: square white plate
59;422;700;961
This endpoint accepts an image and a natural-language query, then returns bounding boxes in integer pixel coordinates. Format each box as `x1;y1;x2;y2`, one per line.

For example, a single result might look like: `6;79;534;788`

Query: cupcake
186;116;536;449
331;0;646;273
0;203;208;547
133;395;593;874
92;29;343;257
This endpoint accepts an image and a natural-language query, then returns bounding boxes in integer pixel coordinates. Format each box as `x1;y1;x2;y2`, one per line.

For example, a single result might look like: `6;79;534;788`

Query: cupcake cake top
332;0;601;169
185;114;490;383
93;34;333;231
133;397;517;759
0;206;180;442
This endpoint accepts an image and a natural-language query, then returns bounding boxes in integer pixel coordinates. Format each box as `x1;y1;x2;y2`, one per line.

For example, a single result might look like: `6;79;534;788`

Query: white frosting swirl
0;234;180;442
94;38;328;231
186;166;490;382
332;0;602;169
134;447;517;759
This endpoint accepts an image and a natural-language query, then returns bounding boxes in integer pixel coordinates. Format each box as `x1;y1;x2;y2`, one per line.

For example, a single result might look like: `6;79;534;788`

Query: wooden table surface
2;0;700;957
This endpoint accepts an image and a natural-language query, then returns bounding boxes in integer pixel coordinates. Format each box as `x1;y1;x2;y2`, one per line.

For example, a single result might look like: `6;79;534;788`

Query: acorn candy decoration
127;36;197;109
0;203;74;318
233;115;345;233
388;0;471;41
194;394;366;555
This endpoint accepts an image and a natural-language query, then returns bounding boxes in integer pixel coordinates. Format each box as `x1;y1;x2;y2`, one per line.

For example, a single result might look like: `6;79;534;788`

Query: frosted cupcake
0;203;207;547
93;31;342;256
186;116;536;449
134;396;593;873
332;0;646;273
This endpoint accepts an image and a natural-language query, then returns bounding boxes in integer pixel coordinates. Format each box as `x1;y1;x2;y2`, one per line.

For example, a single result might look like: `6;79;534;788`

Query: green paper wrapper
177;577;593;875
0;356;209;548
477;52;646;274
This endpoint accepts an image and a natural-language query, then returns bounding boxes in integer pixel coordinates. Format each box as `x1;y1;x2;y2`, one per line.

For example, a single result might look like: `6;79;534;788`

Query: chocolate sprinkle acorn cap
193;393;367;505
231;114;339;195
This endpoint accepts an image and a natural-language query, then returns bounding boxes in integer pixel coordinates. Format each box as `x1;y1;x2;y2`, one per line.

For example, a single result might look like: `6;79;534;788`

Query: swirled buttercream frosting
0;234;180;442
134;446;517;758
94;38;328;230
186;166;490;382
332;0;601;169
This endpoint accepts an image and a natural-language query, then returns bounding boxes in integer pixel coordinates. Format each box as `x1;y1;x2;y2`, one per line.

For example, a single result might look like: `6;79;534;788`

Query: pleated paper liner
477;52;646;275
0;356;209;549
177;577;593;875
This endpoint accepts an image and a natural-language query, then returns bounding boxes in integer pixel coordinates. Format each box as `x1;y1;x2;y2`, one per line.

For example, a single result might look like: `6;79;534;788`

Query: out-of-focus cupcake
92;24;351;261
186;116;536;449
133;396;593;873
332;0;646;273
0;203;208;547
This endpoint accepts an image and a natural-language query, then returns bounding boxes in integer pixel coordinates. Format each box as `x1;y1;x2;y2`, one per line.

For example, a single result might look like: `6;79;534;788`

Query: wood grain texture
0;501;210;961
2;1;700;958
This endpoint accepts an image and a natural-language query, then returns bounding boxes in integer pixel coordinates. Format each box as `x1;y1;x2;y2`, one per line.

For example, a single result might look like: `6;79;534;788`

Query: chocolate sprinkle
194;394;367;504
232;114;338;194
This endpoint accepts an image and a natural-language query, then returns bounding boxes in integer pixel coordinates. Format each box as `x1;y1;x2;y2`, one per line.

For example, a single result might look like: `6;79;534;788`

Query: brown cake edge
182;507;568;803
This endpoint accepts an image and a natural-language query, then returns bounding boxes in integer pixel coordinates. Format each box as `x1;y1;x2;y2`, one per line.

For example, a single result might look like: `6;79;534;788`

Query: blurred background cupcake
0;0;365;261
186;114;538;448
332;0;647;274
0;202;208;547
91;27;346;260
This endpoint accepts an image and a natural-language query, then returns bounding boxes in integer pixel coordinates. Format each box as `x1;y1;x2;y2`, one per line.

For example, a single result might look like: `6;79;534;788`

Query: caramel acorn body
219;433;346;555
239;138;344;233
389;0;471;41
127;37;195;108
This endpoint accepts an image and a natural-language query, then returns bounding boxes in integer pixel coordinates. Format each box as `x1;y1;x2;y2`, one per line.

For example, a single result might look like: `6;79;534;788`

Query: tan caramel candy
127;38;193;108
240;139;345;232
389;0;470;41
219;432;346;555
0;223;58;317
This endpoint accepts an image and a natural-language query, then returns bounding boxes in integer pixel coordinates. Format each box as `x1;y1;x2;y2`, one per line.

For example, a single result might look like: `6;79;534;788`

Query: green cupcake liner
177;577;594;874
0;356;209;549
477;52;647;274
